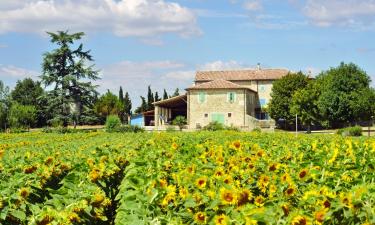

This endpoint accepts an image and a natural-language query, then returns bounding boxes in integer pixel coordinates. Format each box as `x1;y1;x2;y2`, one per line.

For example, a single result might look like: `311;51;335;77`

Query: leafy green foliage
0;81;10;131
95;91;123;122
172;116;187;131
337;126;363;136
105;115;122;132
268;72;309;125
315;62;373;127
8;103;37;129
203;121;225;131
41;31;99;127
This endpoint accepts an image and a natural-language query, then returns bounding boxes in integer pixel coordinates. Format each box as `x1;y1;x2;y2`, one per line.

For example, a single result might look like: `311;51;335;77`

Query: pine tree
163;89;168;100
41;31;99;127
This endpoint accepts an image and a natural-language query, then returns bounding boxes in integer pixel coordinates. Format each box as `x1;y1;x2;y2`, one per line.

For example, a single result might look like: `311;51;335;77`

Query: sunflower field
0;131;374;225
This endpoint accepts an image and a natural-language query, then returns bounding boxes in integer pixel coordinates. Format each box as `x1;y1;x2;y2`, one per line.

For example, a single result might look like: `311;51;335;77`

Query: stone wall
188;89;256;129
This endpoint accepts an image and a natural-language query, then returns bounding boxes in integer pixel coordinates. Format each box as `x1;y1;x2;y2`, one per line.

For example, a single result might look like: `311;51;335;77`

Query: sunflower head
220;188;237;205
254;195;265;207
194;212;207;224
285;186;296;196
298;169;308;179
291;215;310;225
237;189;253;206
215;214;228;225
196;177;207;189
314;209;326;223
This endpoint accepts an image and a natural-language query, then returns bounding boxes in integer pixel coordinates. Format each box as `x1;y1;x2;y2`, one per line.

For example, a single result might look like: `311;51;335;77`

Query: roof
186;79;257;92
195;69;289;81
153;94;187;108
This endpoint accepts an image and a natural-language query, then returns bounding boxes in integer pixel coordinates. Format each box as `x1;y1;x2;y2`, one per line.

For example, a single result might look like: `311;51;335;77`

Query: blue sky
0;0;374;106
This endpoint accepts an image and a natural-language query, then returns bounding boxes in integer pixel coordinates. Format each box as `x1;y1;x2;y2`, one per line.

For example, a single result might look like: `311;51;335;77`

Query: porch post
155;106;160;127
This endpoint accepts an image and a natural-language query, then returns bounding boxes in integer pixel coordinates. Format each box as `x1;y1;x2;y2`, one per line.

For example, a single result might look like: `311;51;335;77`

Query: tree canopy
41;31;99;127
268;72;309;125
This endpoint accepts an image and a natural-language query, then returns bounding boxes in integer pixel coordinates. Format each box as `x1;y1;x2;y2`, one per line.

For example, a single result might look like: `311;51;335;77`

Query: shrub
105;115;122;132
115;125;145;133
172;116;187;131
252;127;262;133
203;121;225;131
225;125;241;132
166;126;176;132
337;126;363;136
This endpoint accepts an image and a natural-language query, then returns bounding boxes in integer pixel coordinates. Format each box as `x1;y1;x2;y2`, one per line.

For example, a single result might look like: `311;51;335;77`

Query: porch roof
153;94;187;108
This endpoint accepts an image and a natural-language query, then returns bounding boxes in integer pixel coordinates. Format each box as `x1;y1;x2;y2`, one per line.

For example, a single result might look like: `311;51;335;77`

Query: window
227;92;236;103
204;113;208;118
259;98;267;107
211;113;225;124
228;113;232;118
259;85;266;92
198;92;206;103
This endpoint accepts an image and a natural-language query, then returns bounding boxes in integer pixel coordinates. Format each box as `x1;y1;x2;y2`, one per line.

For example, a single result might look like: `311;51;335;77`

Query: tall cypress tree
124;92;132;123
119;86;124;104
154;91;161;102
163;89;168;100
172;88;180;97
146;85;154;111
41;31;99;127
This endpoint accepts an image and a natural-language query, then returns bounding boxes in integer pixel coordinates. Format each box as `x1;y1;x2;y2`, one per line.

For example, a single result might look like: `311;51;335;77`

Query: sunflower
291;215;310;225
256;150;266;158
257;174;270;193
237;189;253;206
214;168;225;178
214;214;228;225
245;218;258;225
281;173;291;183
281;204;290;216
179;187;188;199
314;209;326;223
159;178;168;188
298;169;308;180
194;212;207;224
285;185;296;196
223;175;233;185
220;188;237;205
254;195;265;207
268;163;279;172
196;177;207;189
171;142;178;150
231;140;242;150
340;192;353;209
19;187;30;199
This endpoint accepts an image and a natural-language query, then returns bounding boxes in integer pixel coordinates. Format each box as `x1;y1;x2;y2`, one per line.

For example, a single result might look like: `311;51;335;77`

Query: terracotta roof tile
195;69;289;81
186;79;256;92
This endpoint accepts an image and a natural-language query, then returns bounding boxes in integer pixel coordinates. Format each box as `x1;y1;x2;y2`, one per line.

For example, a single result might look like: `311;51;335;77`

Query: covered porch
153;94;187;128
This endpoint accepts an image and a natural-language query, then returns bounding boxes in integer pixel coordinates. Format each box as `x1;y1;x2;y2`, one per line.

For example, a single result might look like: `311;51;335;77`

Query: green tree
135;96;147;114
268;72;309;127
146;85;154;111
316;62;372;127
123;92;132;123
291;82;320;132
11;78;47;127
8;103;37;129
0;81;10;131
154;91;161;102
163;89;168;100
349;87;375;122
172;88;180;97
94;91;122;122
118;86;125;122
41;31;99;127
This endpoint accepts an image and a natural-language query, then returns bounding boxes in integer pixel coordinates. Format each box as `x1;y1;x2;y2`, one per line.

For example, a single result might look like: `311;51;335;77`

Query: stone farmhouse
132;67;290;130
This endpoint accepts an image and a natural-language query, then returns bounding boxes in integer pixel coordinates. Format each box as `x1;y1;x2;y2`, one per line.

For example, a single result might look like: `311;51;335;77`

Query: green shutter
227;92;236;103
211;113;225;124
198;92;206;103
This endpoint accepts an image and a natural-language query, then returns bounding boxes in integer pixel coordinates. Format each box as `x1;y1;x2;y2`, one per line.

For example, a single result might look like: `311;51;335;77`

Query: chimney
257;63;261;70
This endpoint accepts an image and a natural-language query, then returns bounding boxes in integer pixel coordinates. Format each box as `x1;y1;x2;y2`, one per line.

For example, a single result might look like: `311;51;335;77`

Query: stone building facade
153;68;289;130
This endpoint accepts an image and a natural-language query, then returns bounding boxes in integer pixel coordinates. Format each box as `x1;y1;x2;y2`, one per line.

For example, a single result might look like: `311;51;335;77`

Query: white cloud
0;0;201;38
164;70;195;80
303;0;375;28
198;60;250;71
0;65;39;79
0;44;7;48
243;0;263;11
